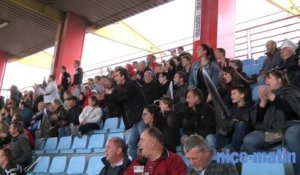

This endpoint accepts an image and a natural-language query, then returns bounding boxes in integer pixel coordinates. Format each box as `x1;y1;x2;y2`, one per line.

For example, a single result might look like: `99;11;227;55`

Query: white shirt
37;81;60;104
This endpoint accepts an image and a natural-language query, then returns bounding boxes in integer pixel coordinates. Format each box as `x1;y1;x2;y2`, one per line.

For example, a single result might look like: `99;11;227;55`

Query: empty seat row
90;117;126;134
28;155;103;175
35;131;130;154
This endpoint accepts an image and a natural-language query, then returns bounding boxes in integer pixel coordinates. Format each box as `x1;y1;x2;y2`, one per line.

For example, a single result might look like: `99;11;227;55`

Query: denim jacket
188;60;220;88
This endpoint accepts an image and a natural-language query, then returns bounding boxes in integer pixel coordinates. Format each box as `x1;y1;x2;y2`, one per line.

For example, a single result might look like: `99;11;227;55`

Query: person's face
178;48;184;54
142;108;153;125
9;125;17;136
144;72;152;84
186;91;200;108
280;47;293;60
113;72;125;86
223;72;232;83
158;74;167;84
173;73;181;86
265;73;282;91
48;76;52;83
185;147;210;171
88;98;96;107
197;46;206;58
215;49;222;60
60;67;65;73
174;59;180;66
83;87;90;95
37;102;45;112
181;58;190;67
105;140;120;164
139;131;155;158
231;89;245;104
159;101;169;112
170;50;177;57
266;41;275;53
73;62;79;68
103;78;112;89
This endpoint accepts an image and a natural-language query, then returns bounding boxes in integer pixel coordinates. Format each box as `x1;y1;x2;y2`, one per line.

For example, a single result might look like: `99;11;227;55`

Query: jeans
231;121;249;151
74;84;83;97
58;126;71;138
242;124;300;175
128;120;146;159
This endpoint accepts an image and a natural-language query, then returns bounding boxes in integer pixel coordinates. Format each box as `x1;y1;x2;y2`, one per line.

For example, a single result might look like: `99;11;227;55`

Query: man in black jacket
100;137;131;175
9;121;32;168
142;71;161;104
104;67;147;159
72;60;83;97
181;88;216;148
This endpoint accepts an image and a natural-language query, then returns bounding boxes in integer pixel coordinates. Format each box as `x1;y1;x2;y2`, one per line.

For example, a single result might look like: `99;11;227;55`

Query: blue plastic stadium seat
119;118;125;129
36;137;58;154
125;130;132;144
64;135;88;153
66;156;86;174
77;134;105;153
86;156;104;175
242;59;255;66
241;155;294;175
32;156;50;173
92;117;120;134
178;153;189;167
46;136;72;154
257;56;266;64
48;156;67;174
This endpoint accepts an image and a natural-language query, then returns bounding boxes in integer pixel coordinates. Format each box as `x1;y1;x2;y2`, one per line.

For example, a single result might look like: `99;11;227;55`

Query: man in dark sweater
100;137;131;175
72;60;83;97
9;121;32;168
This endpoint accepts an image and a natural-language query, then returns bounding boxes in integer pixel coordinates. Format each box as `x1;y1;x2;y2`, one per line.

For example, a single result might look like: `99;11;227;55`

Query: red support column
0;51;8;91
52;12;87;84
192;0;236;61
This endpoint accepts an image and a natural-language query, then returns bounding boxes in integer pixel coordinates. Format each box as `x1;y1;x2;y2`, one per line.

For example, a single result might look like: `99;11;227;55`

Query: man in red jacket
124;127;186;175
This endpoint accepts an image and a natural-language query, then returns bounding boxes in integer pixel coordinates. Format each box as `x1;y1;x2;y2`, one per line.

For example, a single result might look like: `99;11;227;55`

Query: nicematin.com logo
216;149;296;164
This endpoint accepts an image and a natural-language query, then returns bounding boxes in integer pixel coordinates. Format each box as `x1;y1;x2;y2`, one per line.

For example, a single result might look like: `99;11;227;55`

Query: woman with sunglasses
243;69;300;175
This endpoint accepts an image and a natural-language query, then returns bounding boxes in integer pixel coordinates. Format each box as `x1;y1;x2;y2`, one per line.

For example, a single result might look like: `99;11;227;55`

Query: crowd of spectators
0;40;299;174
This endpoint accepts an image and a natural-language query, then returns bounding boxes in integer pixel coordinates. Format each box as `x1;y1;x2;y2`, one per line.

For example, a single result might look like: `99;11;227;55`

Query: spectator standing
73;60;83;97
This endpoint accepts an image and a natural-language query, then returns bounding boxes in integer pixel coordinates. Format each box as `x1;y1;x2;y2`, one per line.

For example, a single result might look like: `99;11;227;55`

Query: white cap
281;39;297;54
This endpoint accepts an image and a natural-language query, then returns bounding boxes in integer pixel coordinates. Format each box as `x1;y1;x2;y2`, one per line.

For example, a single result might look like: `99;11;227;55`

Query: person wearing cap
277;39;300;88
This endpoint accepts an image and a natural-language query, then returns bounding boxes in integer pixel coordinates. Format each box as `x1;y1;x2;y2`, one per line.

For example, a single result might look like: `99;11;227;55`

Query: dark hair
94;75;101;81
173;56;181;63
177;46;184;51
175;71;187;83
222;66;244;87
158;72;168;78
111;137;127;155
187;88;204;102
216;48;226;56
144;127;165;146
115;67;131;81
11;121;24;133
61;66;66;71
200;44;217;62
144;104;164;129
181;55;192;62
13;113;23;121
49;74;55;81
231;84;248;101
230;60;243;73
265;69;289;86
159;96;173;109
74;60;81;66
88;96;98;105
1;148;13;162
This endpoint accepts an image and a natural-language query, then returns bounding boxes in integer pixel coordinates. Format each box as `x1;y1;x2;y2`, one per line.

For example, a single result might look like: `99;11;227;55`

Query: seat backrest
72;135;88;149
86;156;103;175
66;156;86;174
43;137;58;150
57;136;72;150
33;156;50;173
103;117;119;130
48;156;67;173
252;85;259;102
241;155;288;175
88;134;105;149
34;138;45;150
